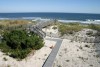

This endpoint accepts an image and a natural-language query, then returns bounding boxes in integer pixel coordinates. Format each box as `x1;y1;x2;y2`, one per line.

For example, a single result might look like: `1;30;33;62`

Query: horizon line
0;12;100;14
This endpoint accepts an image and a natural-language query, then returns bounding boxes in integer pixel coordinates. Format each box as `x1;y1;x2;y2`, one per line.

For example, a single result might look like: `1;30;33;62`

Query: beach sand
0;37;56;67
53;39;100;67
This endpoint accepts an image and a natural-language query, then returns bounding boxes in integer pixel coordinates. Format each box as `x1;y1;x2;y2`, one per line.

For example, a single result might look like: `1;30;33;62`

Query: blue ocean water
0;12;100;21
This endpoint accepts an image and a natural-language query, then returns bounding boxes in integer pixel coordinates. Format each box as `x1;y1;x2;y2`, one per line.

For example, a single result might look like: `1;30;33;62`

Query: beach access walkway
42;38;63;67
30;20;54;38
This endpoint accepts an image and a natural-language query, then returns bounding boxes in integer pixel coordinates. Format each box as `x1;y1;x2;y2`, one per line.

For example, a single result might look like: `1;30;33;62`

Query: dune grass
58;22;100;36
0;20;36;34
58;23;87;35
88;24;100;31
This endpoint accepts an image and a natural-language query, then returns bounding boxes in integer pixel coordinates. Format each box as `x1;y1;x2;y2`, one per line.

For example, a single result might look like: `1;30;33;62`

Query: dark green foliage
66;22;80;25
0;25;4;29
0;30;44;59
52;26;57;30
96;32;100;36
86;31;93;36
3;57;8;61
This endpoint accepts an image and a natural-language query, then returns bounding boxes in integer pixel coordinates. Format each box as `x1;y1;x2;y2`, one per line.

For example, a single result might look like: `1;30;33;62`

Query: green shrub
3;57;8;61
96;32;100;36
0;30;44;59
52;26;57;29
86;31;93;36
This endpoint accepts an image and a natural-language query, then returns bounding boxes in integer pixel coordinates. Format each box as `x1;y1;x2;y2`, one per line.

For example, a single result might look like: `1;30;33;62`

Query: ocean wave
0;17;41;20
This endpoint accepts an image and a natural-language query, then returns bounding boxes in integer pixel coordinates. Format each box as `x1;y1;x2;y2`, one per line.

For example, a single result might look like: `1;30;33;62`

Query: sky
0;0;100;14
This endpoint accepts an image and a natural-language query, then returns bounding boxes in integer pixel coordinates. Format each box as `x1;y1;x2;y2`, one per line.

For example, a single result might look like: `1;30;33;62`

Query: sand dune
53;39;100;67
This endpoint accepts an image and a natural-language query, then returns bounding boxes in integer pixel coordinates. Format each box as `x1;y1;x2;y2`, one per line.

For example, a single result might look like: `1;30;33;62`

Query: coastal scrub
0;30;44;60
58;23;85;35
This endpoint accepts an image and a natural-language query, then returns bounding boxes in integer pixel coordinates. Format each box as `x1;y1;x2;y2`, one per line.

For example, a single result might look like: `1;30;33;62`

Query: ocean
0;12;100;21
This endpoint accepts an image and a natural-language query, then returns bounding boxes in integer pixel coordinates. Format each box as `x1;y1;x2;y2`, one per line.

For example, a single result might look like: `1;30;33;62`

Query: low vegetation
0;20;29;27
3;57;8;61
58;23;86;35
0;30;44;60
86;31;93;36
58;22;100;36
52;26;57;29
0;20;36;34
88;24;100;31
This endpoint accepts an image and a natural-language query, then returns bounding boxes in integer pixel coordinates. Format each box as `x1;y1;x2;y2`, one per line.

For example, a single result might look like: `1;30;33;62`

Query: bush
86;31;93;36
0;30;44;59
96;32;100;36
3;57;8;61
52;26;57;30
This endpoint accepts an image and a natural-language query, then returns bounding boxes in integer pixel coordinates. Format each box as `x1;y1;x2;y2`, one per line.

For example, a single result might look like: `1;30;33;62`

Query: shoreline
0;17;100;24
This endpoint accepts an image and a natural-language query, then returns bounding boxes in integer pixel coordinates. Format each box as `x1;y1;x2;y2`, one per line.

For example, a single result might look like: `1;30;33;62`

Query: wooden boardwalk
30;20;54;38
42;38;63;67
30;21;62;67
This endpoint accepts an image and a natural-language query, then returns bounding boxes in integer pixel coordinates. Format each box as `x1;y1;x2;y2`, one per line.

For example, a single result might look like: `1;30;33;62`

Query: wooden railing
29;20;54;38
30;26;46;38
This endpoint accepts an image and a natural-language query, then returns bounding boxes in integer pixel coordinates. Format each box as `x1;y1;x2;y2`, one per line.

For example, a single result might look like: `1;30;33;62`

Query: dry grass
0;20;36;34
58;23;86;35
0;20;31;27
58;22;100;36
